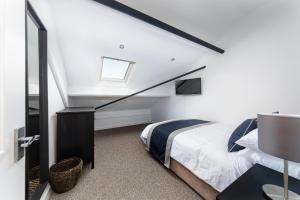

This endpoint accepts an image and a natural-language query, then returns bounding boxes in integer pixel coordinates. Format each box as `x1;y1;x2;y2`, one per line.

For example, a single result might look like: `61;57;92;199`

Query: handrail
95;66;206;110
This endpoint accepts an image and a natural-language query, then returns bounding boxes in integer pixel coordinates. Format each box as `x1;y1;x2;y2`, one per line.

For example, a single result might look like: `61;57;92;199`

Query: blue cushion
228;119;257;152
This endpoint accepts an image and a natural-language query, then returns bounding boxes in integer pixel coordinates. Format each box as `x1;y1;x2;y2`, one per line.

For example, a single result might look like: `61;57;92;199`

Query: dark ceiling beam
93;0;225;54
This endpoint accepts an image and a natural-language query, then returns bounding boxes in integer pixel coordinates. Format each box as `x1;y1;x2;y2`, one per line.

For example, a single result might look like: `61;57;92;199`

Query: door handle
18;135;40;148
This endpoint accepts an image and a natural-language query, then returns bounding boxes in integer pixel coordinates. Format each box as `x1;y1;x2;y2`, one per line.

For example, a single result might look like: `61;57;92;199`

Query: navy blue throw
149;119;208;165
228;119;257;152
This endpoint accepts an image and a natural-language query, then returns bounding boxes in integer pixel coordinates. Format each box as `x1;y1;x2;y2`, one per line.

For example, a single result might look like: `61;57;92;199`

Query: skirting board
40;184;51;200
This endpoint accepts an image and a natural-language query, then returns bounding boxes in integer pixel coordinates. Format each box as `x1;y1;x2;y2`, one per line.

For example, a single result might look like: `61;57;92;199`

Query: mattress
140;121;253;192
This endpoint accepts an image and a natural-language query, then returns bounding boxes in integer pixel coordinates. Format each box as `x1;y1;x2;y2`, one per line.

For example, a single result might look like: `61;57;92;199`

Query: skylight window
101;57;133;81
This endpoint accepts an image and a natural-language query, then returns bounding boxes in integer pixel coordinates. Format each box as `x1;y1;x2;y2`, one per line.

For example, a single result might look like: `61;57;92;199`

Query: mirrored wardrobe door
26;2;48;200
27;11;41;200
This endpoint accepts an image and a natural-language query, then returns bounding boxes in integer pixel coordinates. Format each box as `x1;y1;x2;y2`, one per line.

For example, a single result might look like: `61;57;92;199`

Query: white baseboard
40;184;52;200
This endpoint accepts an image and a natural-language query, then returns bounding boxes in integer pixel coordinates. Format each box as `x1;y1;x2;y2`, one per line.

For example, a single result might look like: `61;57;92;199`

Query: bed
140;120;254;200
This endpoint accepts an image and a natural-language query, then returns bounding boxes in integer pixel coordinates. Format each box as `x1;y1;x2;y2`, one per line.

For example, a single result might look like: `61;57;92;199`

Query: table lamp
258;114;300;200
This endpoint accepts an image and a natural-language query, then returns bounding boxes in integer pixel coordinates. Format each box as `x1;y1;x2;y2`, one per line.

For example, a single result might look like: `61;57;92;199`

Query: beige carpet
50;125;202;200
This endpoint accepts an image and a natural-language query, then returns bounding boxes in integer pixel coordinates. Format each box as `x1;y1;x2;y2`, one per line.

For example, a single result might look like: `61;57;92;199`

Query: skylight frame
100;56;134;83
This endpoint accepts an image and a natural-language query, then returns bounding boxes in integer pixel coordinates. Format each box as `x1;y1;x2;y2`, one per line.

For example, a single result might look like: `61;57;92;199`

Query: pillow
247;149;300;180
237;129;300;180
241;148;300;180
228;119;257;152
235;128;258;151
259;152;300;180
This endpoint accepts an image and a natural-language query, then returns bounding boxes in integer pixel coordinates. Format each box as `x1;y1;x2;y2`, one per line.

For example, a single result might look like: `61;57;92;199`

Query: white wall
95;109;151;130
0;1;66;199
0;0;5;152
0;0;26;199
28;0;68;169
151;0;300;125
69;87;169;130
48;65;65;166
68;82;171;98
30;0;69;107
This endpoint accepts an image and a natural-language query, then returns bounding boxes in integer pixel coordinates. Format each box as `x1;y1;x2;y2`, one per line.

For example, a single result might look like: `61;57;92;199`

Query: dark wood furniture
57;107;95;169
217;164;300;200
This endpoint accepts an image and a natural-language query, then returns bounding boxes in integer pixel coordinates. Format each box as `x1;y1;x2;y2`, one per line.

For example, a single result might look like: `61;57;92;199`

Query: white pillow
235;128;258;150
254;150;300;180
236;129;300;180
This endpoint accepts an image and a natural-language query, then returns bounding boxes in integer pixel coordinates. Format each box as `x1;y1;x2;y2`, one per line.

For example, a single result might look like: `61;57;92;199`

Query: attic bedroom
1;0;300;200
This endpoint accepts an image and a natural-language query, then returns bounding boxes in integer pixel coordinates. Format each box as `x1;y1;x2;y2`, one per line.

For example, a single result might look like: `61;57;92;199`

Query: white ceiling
49;0;217;92
116;0;269;47
48;0;270;109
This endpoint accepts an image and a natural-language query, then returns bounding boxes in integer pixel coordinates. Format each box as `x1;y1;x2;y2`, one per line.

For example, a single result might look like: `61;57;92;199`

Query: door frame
25;2;49;199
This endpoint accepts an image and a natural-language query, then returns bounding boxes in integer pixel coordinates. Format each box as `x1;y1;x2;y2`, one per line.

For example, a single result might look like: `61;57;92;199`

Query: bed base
142;141;218;199
170;158;219;200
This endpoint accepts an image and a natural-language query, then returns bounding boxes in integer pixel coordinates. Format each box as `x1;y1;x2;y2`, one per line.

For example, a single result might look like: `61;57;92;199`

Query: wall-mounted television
175;78;201;95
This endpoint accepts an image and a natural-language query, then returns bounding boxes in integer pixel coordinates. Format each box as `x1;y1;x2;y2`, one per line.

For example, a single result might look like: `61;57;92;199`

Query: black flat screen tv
175;78;201;95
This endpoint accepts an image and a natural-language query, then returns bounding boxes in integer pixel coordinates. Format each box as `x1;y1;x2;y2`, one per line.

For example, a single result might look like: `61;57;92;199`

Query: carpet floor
50;124;202;200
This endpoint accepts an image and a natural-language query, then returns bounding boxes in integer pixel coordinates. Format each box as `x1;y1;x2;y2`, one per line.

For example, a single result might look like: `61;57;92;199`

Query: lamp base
263;184;300;200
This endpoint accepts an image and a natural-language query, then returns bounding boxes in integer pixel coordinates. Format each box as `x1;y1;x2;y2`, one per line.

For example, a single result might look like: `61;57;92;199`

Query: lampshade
258;114;300;163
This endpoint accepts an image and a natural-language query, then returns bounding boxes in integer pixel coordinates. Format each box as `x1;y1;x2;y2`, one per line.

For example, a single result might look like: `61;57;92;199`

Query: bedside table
217;164;300;200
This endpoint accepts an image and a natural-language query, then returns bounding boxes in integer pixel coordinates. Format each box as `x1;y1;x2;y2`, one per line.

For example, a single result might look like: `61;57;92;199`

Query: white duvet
140;121;253;192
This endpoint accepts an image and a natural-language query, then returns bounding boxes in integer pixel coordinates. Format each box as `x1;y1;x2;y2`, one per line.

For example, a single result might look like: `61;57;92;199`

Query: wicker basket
49;157;83;193
29;166;40;199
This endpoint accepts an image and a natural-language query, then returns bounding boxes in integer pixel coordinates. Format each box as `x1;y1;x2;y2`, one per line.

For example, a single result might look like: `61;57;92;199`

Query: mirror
27;13;40;199
26;3;48;200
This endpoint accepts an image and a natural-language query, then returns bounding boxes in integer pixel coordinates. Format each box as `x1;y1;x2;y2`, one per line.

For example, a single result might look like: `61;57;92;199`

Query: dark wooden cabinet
57;107;95;169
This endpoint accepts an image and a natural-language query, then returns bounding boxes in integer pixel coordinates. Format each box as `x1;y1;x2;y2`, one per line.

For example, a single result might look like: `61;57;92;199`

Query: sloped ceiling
49;0;217;92
116;0;269;47
48;0;269;109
